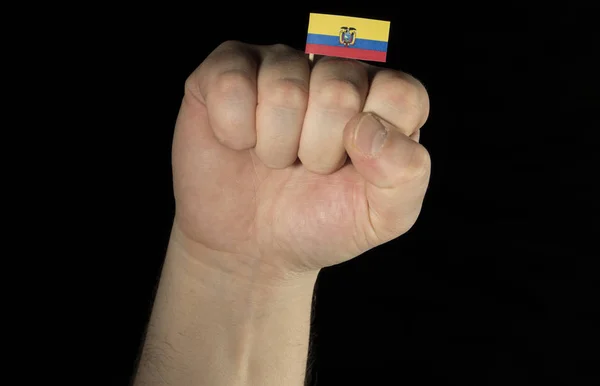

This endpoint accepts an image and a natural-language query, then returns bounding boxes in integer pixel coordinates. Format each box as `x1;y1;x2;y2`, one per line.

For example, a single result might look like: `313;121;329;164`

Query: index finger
362;67;430;138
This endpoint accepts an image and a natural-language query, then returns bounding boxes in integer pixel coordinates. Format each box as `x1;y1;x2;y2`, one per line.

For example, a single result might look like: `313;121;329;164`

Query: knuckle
217;40;244;52
211;41;253;64
214;126;255;150
409;144;432;178
298;148;346;175
186;41;257;101
269;43;295;54
315;78;363;110
320;57;364;72
306;161;341;175
382;71;422;107
264;44;305;66
208;41;257;74
399;143;431;183
264;79;309;110
374;70;429;129
212;70;254;97
184;71;200;97
256;146;297;169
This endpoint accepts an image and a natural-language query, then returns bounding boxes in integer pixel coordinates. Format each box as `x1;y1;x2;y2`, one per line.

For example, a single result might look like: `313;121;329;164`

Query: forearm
134;225;318;385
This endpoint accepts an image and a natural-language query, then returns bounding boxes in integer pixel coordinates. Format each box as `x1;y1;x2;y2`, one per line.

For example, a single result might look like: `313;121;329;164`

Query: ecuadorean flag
305;13;391;62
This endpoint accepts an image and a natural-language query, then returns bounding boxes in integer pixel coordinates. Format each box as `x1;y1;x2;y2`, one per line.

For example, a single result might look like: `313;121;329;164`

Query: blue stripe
306;33;388;52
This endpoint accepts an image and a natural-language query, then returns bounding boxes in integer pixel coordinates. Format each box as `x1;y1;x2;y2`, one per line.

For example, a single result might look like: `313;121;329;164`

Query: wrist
170;219;320;298
136;223;318;385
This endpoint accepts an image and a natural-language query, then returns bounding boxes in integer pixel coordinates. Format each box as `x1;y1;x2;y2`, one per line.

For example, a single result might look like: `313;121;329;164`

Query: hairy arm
133;224;318;385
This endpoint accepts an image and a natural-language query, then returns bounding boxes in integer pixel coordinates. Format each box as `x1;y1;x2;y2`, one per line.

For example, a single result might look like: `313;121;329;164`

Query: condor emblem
339;27;356;47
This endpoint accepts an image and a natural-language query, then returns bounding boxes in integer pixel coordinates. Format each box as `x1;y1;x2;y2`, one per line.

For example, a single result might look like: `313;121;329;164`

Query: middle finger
298;58;369;174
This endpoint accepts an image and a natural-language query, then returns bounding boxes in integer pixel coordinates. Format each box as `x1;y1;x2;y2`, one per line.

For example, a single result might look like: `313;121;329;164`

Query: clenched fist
173;41;431;275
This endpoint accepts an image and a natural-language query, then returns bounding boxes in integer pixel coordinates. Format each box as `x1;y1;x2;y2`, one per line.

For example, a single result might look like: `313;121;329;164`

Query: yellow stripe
307;13;390;42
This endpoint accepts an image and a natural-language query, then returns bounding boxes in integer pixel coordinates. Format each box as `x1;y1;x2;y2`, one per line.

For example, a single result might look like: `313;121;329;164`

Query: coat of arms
339;27;356;47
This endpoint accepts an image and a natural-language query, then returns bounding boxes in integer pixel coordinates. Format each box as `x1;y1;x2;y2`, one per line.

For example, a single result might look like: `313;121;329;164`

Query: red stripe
305;43;387;62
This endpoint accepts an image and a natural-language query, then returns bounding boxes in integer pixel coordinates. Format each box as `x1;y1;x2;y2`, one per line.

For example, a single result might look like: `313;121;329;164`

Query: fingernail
355;114;388;156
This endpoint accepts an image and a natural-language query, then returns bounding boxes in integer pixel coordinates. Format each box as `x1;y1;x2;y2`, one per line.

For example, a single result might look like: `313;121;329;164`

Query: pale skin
134;41;431;385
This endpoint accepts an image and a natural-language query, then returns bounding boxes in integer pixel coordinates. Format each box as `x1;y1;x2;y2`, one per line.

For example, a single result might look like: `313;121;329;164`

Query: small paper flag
305;13;391;62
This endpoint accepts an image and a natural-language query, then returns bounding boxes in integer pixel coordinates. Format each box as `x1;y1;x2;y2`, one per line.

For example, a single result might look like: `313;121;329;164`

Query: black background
98;5;599;385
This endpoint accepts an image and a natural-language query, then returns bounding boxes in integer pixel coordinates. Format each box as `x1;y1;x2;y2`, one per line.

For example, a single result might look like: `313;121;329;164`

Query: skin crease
134;41;431;385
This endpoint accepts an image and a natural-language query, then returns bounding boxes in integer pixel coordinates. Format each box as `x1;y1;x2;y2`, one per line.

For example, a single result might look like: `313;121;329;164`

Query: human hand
172;41;431;277
135;42;431;384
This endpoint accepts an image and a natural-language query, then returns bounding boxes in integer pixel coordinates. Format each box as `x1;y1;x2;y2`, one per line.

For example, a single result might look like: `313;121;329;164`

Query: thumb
343;112;432;244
